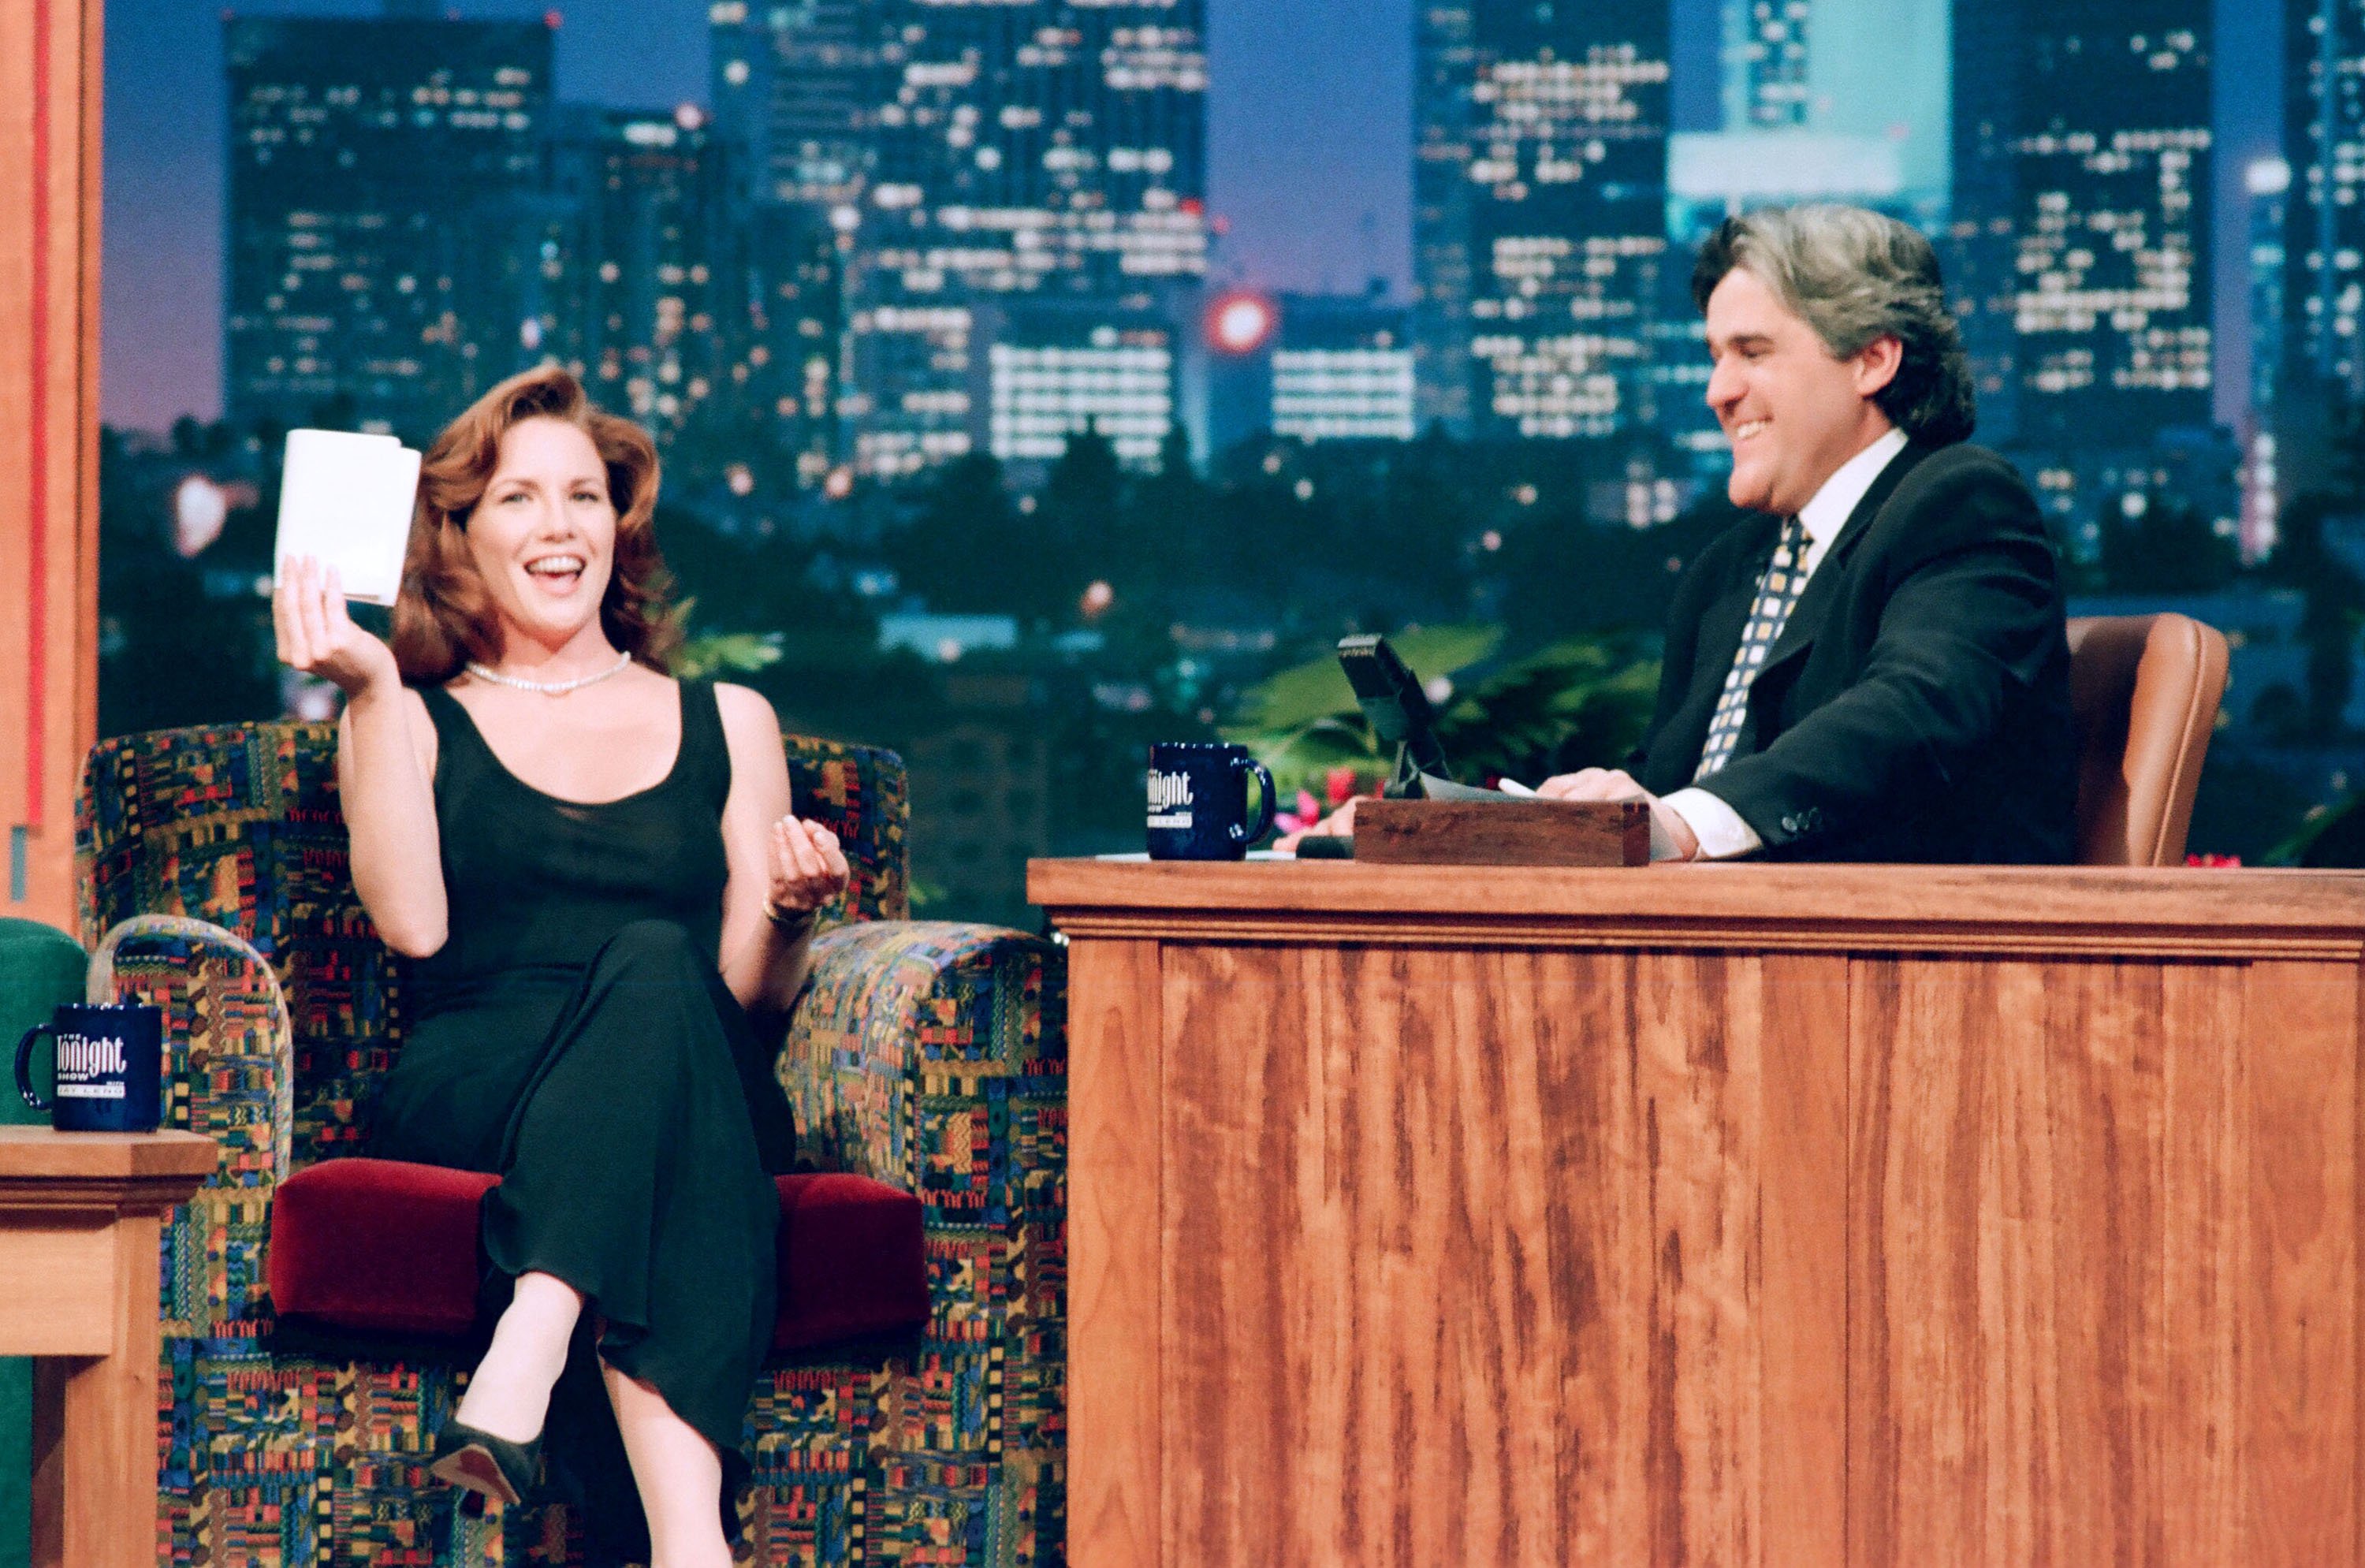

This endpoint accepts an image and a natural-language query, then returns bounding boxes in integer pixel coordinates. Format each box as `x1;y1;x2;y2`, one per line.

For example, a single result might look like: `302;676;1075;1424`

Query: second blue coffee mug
15;1001;165;1134
1147;741;1276;860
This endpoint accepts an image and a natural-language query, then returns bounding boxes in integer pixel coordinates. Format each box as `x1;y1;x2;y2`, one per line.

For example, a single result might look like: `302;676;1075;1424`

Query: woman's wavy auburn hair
390;364;680;683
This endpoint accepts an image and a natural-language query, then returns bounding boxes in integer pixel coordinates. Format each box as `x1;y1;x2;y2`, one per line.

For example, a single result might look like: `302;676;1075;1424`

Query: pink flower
1325;765;1361;807
2184;852;2242;868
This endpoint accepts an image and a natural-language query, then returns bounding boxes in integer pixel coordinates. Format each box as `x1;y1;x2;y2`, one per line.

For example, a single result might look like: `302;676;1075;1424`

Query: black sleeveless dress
371;676;795;1557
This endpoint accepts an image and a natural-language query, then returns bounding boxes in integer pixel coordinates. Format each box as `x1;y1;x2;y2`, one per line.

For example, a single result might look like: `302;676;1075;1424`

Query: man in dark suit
1282;204;2075;863
1539;205;2076;862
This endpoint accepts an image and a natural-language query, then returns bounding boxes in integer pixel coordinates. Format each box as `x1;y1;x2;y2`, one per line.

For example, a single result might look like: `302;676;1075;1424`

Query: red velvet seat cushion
267;1157;929;1353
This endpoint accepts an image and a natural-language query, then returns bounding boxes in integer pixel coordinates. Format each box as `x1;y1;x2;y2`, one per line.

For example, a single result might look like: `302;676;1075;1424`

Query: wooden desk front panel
1068;936;2359;1567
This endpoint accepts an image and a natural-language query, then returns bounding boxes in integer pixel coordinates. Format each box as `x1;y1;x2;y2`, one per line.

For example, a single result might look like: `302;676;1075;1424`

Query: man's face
1704;266;1898;516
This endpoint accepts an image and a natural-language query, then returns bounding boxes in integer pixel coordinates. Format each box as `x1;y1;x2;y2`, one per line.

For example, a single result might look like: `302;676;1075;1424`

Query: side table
0;1128;215;1568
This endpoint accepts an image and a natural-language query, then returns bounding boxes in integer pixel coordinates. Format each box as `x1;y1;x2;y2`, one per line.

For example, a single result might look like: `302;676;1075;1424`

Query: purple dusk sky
103;0;2275;434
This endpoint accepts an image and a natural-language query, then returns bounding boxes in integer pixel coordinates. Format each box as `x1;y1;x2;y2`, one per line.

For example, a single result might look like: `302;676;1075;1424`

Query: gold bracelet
762;899;818;933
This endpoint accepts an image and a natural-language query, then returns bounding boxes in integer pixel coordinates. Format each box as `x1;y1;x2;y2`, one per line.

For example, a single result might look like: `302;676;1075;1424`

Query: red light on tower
1205;291;1276;356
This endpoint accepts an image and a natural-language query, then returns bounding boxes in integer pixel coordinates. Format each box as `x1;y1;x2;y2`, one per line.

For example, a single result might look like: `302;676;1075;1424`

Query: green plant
1221;625;1660;799
2263;788;2365;867
667;598;785;680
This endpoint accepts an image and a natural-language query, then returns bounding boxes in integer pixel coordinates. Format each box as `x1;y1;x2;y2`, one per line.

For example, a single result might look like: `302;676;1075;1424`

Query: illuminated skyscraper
545;106;741;451
1203;291;1415;453
2285;0;2365;397
988;309;1176;468
2250;157;2292;429
713;0;1208;479
1951;0;2214;448
1412;0;1671;442
1676;0;1950;226
710;0;876;208
1724;0;1812;129
2245;156;2292;561
1664;0;1951;469
1270;295;1417;445
222;13;554;441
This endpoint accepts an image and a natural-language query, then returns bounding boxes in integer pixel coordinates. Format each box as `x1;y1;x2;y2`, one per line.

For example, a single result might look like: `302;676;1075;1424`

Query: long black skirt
374;918;795;1561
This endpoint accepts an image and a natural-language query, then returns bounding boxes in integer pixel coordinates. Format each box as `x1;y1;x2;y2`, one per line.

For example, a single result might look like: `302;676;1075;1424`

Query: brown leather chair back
2064;613;2229;866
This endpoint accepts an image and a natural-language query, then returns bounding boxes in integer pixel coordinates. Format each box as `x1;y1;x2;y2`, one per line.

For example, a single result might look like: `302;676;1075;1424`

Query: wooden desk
1030;860;2365;1567
0;1128;216;1568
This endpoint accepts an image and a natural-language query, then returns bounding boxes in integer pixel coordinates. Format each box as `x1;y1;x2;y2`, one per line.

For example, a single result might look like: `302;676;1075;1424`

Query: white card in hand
273;429;423;606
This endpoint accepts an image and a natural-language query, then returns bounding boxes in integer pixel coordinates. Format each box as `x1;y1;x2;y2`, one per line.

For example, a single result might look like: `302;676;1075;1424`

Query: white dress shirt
1659;426;1911;860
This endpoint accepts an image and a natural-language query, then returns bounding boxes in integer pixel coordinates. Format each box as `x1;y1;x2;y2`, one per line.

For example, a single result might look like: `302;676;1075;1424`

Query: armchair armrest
781;919;1065;1216
780;918;1068;1455
91;915;293;1334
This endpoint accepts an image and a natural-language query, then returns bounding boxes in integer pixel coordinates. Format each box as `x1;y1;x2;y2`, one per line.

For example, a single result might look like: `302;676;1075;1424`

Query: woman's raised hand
274;555;400;697
766;816;851;925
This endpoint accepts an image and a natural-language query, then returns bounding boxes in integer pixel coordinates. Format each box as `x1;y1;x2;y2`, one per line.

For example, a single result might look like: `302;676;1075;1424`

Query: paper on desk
272;429;423;605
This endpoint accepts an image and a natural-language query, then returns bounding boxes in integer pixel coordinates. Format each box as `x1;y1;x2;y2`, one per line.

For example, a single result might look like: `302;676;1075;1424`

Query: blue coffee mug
15;1001;165;1134
1147;742;1277;860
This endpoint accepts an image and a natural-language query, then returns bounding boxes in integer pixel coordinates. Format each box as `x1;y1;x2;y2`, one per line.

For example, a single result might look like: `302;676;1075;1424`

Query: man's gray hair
1690;204;1976;446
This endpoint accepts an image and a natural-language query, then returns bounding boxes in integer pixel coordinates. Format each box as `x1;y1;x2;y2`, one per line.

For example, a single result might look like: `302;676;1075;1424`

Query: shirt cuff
1661;787;1763;861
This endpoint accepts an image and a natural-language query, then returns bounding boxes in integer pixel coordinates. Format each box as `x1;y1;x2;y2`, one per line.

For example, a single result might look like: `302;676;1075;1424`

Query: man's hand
1535;769;1701;862
1272;795;1361;856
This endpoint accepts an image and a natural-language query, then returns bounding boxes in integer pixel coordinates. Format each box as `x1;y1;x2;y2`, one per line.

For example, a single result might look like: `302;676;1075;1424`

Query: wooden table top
0;1127;218;1193
1027;858;2365;960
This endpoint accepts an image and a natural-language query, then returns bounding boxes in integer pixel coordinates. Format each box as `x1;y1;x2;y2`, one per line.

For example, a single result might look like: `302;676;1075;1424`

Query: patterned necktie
1693;514;1812;782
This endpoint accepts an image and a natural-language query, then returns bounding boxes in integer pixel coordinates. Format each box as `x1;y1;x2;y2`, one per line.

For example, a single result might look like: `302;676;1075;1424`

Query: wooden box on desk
1354;798;1648;866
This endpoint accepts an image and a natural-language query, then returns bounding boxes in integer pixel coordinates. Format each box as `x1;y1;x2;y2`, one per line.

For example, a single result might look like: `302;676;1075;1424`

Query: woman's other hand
765;816;850;926
274;555;400;697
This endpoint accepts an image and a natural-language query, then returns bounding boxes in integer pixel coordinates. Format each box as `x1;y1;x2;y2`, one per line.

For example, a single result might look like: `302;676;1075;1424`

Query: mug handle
14;1022;54;1114
1233;758;1278;846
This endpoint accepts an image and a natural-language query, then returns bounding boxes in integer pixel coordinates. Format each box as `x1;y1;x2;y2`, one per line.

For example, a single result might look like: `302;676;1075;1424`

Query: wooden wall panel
1626;948;1764;1568
0;0;103;931
2242;960;2358;1563
1152;944;1846;1567
1040;863;2365;1566
1849;957;2358;1567
2158;961;2250;1556
1754;954;1849;1568
1067;938;1164;1567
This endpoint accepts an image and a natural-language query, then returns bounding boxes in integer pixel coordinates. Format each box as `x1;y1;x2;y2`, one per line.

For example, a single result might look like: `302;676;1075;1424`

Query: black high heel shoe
427;1418;542;1507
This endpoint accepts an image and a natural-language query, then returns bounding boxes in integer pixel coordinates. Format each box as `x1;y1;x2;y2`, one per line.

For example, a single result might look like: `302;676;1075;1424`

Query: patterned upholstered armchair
76;721;1066;1566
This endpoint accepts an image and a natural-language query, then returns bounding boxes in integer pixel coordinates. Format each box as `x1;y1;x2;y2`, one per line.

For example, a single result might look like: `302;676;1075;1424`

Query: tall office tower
1947;0;2021;439
1269;293;1417;445
1951;2;2214;450
988;307;1177;468
1724;0;1812;128
711;0;876;209
730;200;849;493
714;0;1207;479
545;106;748;471
1412;0;1672;442
2245;157;2292;561
1675;0;1950;229
2285;0;2365;400
1202;290;1416;454
2250;158;2292;431
1666;0;1950;470
223;13;554;441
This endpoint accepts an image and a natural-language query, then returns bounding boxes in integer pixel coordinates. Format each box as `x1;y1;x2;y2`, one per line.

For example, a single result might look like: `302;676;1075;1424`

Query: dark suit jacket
1633;438;2076;863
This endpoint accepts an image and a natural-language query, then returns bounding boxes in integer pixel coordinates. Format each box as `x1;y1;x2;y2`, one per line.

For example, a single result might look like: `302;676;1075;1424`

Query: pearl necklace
464;651;634;695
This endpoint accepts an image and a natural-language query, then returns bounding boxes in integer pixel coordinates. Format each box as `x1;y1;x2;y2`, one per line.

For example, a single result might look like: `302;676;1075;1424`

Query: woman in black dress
273;365;847;1568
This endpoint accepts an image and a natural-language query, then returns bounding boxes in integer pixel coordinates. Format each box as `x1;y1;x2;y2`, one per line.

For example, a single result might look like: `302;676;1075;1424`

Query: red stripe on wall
25;0;50;831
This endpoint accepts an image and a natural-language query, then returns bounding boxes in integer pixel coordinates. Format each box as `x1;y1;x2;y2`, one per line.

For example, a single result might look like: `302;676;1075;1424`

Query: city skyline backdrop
106;0;2277;434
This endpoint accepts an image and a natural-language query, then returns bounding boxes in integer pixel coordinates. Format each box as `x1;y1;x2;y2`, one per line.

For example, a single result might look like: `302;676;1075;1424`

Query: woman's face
465;415;619;656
